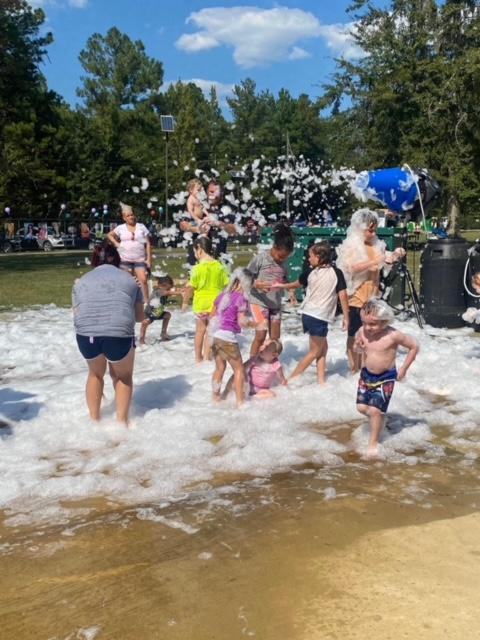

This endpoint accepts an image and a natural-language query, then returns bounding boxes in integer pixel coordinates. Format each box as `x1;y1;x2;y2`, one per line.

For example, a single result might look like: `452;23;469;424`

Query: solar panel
160;115;176;133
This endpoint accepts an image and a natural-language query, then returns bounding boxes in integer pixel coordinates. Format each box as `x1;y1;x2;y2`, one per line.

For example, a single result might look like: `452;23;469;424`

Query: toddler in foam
354;298;418;458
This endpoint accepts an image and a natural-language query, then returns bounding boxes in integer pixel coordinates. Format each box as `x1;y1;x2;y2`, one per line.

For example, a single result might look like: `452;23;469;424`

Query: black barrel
420;238;469;328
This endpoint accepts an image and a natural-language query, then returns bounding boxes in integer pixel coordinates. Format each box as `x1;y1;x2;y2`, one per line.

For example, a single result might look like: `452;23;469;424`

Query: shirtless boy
186;178;206;227
354;299;419;457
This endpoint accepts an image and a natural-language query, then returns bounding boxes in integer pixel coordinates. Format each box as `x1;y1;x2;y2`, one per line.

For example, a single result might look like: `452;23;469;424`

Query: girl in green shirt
182;236;229;363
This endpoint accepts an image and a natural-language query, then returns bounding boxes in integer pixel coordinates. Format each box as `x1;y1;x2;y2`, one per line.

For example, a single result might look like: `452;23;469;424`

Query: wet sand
1;455;480;640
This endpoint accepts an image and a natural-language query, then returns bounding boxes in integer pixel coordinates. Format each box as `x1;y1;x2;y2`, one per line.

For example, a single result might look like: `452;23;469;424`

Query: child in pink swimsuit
245;339;288;398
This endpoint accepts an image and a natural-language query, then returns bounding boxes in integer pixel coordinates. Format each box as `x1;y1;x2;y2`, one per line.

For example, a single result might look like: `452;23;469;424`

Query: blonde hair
187;178;202;193
361;298;395;324
120;201;133;216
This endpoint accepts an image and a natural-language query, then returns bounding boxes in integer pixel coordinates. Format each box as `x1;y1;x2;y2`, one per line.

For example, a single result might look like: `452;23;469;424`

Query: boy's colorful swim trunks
356;367;397;413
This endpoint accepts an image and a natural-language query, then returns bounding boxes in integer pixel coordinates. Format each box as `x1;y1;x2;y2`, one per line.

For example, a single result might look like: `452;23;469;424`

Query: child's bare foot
364;444;379;459
160;334;172;341
253;389;275;399
139;338;146;346
212;393;222;404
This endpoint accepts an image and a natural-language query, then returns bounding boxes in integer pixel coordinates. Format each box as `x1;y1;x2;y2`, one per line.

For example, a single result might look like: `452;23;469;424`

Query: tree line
1;0;479;226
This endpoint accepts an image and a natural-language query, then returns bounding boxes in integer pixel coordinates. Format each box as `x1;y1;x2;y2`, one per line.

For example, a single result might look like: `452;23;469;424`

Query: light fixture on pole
160;115;176;226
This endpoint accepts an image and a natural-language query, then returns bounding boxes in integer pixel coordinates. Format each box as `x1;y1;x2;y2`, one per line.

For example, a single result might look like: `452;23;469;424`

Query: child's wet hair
361;298;395;323
227;268;254;295
193;235;214;256
310;241;331;264
265;338;283;355
272;222;294;253
155;275;174;288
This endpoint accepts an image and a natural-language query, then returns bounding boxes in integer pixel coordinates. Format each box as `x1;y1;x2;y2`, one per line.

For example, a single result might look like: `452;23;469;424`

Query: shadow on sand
0;388;43;423
133;375;192;416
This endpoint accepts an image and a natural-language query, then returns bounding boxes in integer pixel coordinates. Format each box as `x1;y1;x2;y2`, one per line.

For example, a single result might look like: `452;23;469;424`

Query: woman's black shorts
76;335;135;362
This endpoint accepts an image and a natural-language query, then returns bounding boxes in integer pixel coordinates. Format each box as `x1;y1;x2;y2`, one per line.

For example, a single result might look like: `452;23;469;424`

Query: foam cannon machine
353;166;474;328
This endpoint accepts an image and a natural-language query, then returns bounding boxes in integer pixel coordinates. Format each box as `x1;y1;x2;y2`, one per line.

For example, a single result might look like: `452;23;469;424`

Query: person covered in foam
462;272;480;324
209;268;257;407
354;298;419;458
335;208;406;373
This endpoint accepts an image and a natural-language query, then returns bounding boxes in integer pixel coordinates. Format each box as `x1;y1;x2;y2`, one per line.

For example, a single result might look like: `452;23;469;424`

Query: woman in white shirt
108;202;151;302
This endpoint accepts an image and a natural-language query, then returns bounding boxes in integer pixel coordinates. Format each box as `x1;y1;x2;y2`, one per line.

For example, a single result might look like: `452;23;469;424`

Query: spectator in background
107;202;151;302
204;179;237;259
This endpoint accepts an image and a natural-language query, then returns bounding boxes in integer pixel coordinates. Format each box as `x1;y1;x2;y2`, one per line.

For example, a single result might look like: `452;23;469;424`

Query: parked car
19;226;75;251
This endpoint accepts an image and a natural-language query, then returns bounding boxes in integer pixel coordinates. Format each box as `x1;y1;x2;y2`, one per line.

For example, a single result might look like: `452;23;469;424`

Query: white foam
1;308;479;524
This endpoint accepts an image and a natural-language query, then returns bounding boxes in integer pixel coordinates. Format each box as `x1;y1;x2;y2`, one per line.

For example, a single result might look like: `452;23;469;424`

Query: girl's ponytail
273;222;294;253
193;235;214;256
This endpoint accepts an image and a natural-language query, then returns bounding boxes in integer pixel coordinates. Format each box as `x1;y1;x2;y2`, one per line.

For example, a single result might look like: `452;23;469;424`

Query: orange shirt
349;245;381;308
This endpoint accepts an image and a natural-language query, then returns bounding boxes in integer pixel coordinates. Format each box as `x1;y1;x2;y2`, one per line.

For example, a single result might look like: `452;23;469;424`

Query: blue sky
32;1;363;111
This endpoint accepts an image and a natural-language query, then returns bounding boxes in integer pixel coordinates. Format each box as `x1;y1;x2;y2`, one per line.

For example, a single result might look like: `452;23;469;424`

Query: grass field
0;248;253;310
1;230;479;310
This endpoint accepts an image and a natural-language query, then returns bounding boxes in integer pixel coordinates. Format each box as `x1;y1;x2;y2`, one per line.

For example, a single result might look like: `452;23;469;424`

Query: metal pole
165;133;169;227
286;131;290;216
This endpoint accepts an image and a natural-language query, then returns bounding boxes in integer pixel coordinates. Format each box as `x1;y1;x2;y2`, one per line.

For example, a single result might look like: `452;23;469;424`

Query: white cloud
288;46;311;61
176;32;220;53
28;0;88;8
318;22;364;60
176;6;364;67
176;7;322;68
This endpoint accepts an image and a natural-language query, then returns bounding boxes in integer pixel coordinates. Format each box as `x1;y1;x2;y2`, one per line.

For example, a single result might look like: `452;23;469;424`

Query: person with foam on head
107;202;151;302
336;208;406;373
209;268;257;407
354;298;418;458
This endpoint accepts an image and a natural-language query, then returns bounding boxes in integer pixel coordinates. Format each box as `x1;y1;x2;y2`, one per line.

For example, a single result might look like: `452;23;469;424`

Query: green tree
75;28;165;213
78;27;163;112
0;0;74;217
322;0;480;223
0;0;53;124
227;79;277;162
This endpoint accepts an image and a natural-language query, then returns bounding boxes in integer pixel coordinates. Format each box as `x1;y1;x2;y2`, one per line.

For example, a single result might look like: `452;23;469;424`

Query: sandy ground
1;476;479;640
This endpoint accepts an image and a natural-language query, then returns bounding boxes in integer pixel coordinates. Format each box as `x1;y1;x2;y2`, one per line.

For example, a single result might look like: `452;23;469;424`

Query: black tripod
381;228;424;328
